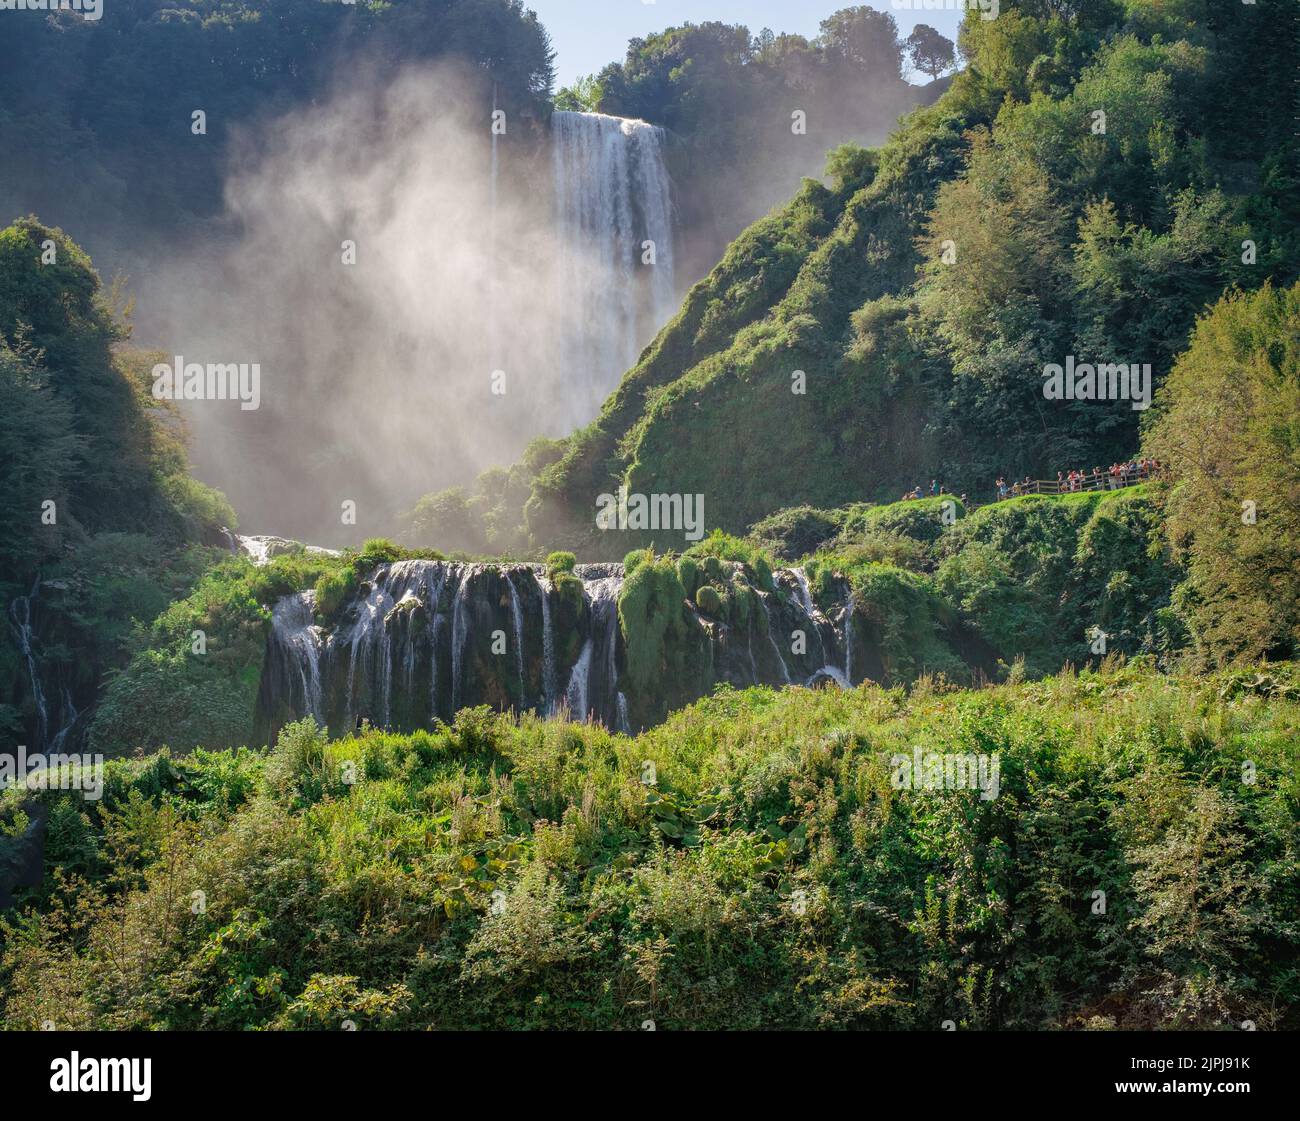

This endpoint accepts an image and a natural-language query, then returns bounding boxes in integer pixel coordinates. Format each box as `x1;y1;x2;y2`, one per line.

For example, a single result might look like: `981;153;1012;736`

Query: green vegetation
935;487;1180;674
618;554;711;729
545;551;576;578
4;662;1295;1029
90;553;337;756
1146;282;1300;668
453;2;1297;564
721;485;1176;683
0;218;237;746
906;23;956;80
1;4;1297;1037
0;0;556;270
684;531;776;593
90;539;442;755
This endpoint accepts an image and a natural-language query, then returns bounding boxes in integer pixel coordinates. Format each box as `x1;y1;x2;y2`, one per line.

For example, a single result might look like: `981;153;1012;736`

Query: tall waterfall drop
552;110;676;406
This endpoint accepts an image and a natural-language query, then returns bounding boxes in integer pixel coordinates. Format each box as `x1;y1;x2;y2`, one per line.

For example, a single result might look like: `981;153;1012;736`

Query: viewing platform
991;465;1164;503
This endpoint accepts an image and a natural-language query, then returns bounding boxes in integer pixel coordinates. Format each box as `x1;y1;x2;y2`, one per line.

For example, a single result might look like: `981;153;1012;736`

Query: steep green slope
0;218;235;747
525;109;967;551
438;0;1298;558
521;179;850;548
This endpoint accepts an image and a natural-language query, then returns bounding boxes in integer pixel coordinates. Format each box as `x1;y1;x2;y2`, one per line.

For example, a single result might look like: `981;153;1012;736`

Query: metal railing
992;466;1164;502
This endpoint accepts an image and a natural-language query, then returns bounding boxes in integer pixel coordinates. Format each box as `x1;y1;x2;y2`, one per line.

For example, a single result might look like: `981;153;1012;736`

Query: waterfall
427;566;448;719
345;574;392;729
616;692;631;735
588;575;622;690
254;558;884;745
5;576;80;751
234;534;341;566
761;597;792;684
239;536;274;566
843;593;856;684
450;565;473;713
8;577;49;749
554;570;623;724
562;640;593;721
267;591;324;722
789;567;830;671
258;561;631;741
552;110;675;407
49;686;80;752
507;573;526;711
792;568;816;617
540;578;557;714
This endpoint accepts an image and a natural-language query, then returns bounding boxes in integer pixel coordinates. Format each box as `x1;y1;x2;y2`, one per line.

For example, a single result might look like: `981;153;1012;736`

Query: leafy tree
554;74;602;112
0;341;79;576
905;24;955;80
0;219;236;751
400;486;489;556
824;143;880;191
817;6;904;78
1145;281;1300;667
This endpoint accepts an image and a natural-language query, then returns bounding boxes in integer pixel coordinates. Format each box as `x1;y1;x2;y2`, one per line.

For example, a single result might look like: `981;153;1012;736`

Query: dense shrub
618;554;711;728
5;663;1296;1030
546;551;577;578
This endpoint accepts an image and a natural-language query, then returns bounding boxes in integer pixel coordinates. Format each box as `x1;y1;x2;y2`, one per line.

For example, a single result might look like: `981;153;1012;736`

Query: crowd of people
891;458;1161;511
898;479;970;506
994;457;1163;501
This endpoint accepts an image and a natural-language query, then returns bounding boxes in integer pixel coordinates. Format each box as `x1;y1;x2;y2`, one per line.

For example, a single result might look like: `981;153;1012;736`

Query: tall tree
1145;281;1300;667
905;25;955;80
817;6;903;78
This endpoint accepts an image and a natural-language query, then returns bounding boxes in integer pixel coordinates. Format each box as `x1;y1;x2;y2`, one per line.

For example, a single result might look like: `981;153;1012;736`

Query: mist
135;61;658;546
130;53;934;547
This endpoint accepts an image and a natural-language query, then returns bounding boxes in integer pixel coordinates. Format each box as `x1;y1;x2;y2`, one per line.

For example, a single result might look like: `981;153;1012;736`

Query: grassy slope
3;660;1296;1030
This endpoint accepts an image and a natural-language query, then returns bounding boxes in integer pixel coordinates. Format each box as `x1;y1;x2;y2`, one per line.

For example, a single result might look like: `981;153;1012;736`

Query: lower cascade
255;560;875;743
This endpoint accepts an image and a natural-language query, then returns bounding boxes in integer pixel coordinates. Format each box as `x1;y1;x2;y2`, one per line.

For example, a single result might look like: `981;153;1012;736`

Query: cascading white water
552;110;676;407
789;567;830;669
426;566;448;718
616;692;631;735
588;574;622;691
761;597;792;684
843;593;855;683
555;572;623;723
257;558;875;744
345;573;393;729
450;566;473;712
792;568;816;617
269;591;325;721
539;577;557;713
233;534;341;566
9;577;49;749
562;639;593;720
49;686;79;752
507;573;526;711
